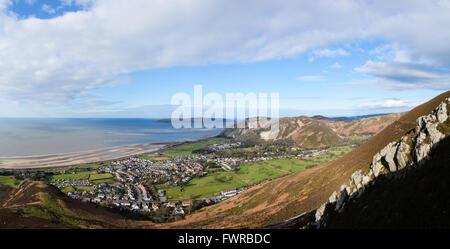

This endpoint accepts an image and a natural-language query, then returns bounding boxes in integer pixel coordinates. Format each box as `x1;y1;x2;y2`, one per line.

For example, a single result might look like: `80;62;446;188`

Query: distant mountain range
311;113;391;121
220;113;403;148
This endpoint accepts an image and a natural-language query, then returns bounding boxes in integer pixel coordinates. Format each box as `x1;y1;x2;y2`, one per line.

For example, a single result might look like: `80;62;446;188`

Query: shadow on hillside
323;136;450;229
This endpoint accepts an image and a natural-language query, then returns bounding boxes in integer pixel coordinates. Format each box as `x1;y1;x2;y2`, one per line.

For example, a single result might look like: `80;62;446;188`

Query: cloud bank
0;0;449;107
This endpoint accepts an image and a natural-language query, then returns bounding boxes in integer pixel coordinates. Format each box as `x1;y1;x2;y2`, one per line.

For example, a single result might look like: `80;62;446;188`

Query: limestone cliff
313;97;450;228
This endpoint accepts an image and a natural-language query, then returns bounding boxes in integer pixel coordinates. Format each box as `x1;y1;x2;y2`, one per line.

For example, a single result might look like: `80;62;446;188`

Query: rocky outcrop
312;97;450;228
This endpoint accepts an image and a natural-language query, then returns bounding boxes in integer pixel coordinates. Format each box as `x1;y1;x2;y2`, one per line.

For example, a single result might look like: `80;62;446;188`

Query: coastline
0;132;221;170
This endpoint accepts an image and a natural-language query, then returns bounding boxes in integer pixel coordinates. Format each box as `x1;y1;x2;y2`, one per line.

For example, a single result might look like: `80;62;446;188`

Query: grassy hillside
291;121;342;148
221;112;400;149
0;180;135;229
154;91;450;228
0;175;21;188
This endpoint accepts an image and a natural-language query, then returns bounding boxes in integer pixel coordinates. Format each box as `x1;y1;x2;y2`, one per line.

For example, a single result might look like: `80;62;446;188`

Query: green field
74;186;95;191
0;175;21;188
161;138;228;157
49;169;114;192
50;171;93;180
47;164;100;174
89;173;113;181
49;171;113;181
158;145;354;200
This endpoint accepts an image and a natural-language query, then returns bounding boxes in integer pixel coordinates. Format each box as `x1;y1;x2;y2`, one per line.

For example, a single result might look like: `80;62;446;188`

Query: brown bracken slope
0;180;134;228
153;91;450;228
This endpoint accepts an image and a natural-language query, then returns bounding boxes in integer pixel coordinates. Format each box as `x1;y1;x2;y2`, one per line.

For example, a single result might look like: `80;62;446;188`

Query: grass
21;192;87;227
158;145;353;201
92;178;114;184
89;173;113;181
61;186;76;192
47;164;100;174
50;172;92;180
162;138;228;157
74;186;95;192
50;171;113;182
49;170;112;192
0;175;21;188
343;134;373;142
139;138;228;160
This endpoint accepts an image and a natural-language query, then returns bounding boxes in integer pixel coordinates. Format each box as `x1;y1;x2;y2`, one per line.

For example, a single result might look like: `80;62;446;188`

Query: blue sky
0;0;449;118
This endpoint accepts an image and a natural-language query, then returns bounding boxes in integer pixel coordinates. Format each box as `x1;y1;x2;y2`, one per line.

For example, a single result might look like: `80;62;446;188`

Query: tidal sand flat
0;118;222;169
0;143;166;169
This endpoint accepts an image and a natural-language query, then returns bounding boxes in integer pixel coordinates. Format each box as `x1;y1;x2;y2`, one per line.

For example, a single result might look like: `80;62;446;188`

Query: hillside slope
0;180;138;228
324;113;403;136
313;96;450;228
323;135;450;228
156;91;450;228
220;113;401;149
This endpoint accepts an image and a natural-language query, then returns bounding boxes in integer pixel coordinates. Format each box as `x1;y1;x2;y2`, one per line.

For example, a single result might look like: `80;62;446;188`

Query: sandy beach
0;143;168;169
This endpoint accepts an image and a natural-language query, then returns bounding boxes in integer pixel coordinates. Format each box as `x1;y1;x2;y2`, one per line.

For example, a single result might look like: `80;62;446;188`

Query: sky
0;0;449;118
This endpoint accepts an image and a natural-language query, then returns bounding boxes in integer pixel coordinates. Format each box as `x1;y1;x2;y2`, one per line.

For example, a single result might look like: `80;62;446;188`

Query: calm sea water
0;118;222;157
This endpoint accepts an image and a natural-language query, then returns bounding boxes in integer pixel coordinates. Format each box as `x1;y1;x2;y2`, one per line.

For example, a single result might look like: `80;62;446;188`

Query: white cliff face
395;137;411;170
313;97;450;227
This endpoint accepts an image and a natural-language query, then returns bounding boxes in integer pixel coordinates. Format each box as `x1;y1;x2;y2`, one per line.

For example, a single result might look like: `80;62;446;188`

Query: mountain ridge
220;113;403;148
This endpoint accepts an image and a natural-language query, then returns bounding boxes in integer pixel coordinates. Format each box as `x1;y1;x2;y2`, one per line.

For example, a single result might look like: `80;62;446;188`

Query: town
44;139;344;221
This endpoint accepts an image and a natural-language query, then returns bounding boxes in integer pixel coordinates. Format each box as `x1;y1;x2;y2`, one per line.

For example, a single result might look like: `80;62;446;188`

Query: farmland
0;175;21;188
157;145;354;201
47;165;113;193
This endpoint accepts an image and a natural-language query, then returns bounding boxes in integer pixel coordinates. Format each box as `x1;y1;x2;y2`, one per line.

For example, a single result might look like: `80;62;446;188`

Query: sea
0;118;223;157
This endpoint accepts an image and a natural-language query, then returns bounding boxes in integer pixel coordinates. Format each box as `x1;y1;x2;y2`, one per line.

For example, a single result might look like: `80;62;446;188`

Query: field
47;164;100;174
0;175;21;188
161;138;228;157
48;165;113;192
158;145;354;201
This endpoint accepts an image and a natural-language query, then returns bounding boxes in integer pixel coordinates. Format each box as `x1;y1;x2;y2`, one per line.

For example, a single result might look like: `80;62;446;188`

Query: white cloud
351;61;450;90
357;99;419;108
297;75;325;82
310;48;349;61
330;62;342;69
41;4;56;14
0;0;449;110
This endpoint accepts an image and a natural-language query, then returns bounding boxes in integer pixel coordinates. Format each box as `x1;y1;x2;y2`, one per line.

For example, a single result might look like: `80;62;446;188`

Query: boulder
395;137;411;170
315;203;327;222
351;170;364;189
328;191;338;203
434;99;449;123
415;115;436;134
424;122;444;145
383;143;398;172
372;161;388;177
362;169;374;185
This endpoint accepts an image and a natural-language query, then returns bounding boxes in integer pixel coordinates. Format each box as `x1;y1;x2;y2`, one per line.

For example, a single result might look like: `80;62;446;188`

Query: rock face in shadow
321;135;450;228
313;97;450;228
